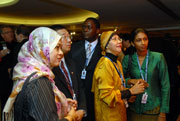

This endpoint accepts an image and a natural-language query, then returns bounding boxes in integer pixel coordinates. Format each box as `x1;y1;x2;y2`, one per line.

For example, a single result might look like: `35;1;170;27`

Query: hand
128;79;149;88
129;81;145;95
158;113;166;121
0;49;10;58
75;110;85;121
128;95;136;103
65;107;77;121
67;98;77;110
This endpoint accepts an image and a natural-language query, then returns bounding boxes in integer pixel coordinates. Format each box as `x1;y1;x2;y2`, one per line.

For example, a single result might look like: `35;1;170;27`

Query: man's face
1;27;14;43
82;19;99;42
56;29;72;54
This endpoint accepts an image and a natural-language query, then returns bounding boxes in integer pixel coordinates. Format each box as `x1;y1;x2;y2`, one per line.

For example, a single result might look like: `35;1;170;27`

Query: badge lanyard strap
84;47;96;68
136;51;149;82
104;56;126;87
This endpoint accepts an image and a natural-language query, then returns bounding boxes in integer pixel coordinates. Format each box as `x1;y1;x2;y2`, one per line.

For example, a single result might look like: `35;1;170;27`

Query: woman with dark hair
122;28;170;121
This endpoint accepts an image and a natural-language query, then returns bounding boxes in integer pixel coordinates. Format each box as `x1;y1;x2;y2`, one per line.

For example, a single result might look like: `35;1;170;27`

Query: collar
106;53;118;62
85;39;98;50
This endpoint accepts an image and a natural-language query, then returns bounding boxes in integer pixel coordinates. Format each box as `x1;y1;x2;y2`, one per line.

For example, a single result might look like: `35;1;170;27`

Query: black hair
122;33;131;42
0;25;13;34
130;27;149;42
85;17;100;29
50;25;66;31
16;25;30;37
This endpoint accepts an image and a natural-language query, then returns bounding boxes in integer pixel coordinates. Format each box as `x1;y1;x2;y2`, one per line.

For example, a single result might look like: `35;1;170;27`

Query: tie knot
87;43;92;51
88;43;91;47
60;61;65;68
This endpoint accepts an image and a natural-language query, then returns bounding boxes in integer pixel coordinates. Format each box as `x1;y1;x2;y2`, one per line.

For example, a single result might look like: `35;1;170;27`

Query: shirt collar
85;39;98;50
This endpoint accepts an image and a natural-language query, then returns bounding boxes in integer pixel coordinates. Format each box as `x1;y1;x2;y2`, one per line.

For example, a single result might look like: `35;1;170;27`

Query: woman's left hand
158;113;166;121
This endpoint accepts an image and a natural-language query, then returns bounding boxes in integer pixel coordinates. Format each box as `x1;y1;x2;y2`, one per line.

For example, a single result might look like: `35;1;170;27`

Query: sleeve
77;72;87;112
27;77;68;121
121;90;131;99
158;54;170;113
95;61;124;108
122;55;131;86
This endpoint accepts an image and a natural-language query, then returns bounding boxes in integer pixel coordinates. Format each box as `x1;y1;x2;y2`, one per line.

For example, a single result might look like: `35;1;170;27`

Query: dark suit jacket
70;39;102;121
52;54;86;111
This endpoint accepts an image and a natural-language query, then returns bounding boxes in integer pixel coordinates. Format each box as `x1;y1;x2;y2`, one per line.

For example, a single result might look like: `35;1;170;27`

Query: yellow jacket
92;56;127;121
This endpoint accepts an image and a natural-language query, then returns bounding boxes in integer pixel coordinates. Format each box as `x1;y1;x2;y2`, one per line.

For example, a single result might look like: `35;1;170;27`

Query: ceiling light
0;0;19;7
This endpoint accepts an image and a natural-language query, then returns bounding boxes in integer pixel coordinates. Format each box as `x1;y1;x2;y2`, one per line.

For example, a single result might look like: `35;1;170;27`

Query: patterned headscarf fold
3;27;69;121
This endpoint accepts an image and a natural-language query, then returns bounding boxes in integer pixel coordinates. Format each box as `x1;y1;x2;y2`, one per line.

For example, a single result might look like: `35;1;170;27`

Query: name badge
123;99;129;108
73;94;77;100
81;69;86;79
141;92;148;104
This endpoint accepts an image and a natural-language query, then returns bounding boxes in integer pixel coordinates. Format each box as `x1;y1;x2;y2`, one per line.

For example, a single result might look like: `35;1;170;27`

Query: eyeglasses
111;37;123;42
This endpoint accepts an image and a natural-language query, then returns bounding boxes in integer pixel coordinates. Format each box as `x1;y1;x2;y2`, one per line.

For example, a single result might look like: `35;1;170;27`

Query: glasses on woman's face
111;37;123;43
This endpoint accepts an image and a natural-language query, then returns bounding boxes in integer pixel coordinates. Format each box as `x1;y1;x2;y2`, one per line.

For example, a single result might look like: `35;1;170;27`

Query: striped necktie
86;43;92;58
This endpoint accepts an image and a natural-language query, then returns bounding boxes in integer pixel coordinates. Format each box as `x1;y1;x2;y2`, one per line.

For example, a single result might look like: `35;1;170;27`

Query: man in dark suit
0;25;15;115
51;25;87;121
70;18;102;121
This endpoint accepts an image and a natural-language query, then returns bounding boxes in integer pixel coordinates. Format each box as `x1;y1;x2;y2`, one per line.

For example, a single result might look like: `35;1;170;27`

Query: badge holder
81;68;86;79
141;92;148;104
123;99;129;108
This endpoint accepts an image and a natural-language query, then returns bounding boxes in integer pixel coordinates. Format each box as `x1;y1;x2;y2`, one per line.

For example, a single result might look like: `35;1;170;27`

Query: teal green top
122;51;170;114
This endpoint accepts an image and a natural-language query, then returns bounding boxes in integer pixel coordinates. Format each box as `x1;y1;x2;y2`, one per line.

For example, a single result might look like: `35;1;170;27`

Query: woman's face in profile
50;40;63;67
106;34;122;56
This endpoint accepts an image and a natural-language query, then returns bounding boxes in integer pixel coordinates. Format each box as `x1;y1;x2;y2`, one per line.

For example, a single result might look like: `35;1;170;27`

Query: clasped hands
128;79;149;95
65;99;85;121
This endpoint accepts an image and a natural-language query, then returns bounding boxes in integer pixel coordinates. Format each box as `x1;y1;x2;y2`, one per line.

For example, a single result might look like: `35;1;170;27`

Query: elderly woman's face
106;34;122;56
50;40;63;67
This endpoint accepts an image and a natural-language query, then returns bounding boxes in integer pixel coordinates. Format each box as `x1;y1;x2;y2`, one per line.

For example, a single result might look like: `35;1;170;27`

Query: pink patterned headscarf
3;27;69;120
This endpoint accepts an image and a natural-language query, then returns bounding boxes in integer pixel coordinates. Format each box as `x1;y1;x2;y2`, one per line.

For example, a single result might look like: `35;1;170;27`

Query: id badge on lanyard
81;68;87;79
141;92;148;104
136;51;149;104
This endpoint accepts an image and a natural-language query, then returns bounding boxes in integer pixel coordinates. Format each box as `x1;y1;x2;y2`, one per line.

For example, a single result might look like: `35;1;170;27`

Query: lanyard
136;51;149;82
84;46;96;68
104;56;126;87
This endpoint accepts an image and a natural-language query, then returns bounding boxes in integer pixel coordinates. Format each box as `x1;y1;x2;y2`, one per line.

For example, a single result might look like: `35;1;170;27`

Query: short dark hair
16;25;30;37
50;25;66;31
0;25;13;34
122;33;131;42
85;17;100;29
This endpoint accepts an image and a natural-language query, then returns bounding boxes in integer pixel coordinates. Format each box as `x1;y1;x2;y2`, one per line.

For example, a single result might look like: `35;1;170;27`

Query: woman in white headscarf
3;27;78;121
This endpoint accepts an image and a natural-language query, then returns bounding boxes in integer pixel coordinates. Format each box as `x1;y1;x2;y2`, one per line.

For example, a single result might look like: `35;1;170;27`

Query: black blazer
53;54;86;111
70;39;102;121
